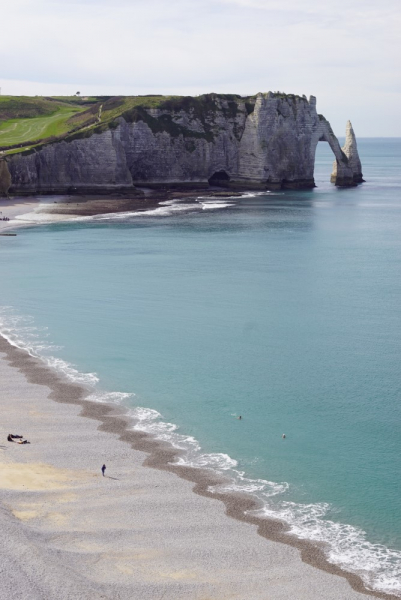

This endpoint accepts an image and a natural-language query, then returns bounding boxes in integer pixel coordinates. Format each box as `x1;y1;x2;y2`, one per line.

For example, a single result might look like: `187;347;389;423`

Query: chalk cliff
1;93;363;195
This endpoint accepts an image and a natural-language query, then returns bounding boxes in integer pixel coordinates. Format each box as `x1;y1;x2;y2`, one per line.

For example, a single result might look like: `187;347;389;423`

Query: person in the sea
282;433;286;439
101;464;106;476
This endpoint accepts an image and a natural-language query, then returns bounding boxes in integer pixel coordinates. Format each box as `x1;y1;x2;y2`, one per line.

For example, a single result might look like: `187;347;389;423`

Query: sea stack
331;120;364;186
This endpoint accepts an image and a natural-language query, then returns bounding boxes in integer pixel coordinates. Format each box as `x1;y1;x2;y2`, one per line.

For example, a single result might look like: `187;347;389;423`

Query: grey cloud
1;0;400;135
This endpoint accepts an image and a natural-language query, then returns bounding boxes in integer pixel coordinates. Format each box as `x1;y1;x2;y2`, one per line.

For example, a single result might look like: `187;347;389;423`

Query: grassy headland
0;94;255;155
0;92;304;156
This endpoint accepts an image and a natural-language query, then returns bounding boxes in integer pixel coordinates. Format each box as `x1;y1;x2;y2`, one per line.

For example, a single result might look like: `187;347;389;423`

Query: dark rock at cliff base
0;160;11;197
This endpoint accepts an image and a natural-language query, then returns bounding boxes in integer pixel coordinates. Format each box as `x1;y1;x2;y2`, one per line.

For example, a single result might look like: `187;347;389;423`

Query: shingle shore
0;336;386;600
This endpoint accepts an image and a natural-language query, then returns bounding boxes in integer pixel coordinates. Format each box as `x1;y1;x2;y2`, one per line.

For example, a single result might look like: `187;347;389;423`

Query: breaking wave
0;306;98;386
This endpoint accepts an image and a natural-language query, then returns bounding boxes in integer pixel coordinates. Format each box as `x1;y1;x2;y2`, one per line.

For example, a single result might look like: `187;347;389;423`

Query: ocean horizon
1;138;400;597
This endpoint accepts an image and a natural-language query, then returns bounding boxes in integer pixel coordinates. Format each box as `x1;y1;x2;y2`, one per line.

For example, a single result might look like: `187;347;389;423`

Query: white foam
86;391;134;404
200;202;235;210
252;502;401;595
214;473;288;497
72;200;200;222
175;452;238;470
75;196;239;223
239;191;283;198
0;306;98;387
14;212;80;224
127;406;201;451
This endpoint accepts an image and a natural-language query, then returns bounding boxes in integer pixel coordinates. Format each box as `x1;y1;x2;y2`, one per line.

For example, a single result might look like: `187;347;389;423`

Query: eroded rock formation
330;120;364;186
3;93;363;195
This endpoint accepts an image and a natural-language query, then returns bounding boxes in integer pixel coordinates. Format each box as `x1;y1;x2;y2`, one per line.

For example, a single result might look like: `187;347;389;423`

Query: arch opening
312;140;338;187
208;170;230;188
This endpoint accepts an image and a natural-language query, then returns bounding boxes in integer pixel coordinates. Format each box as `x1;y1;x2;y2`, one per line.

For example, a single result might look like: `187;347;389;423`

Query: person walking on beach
101;464;106;477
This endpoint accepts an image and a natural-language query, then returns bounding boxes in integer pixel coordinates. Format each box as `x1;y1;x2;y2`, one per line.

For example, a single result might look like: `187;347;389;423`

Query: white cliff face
238;93;323;187
5;129;133;194
3;94;363;195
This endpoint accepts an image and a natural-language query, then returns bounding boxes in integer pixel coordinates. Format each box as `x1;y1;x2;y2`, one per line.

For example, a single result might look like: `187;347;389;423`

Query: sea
0;139;400;596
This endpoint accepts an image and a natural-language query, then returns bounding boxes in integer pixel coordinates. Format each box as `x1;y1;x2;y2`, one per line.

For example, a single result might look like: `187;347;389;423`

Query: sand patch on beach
159;569;200;581
53;492;78;503
12;509;40;520
0;462;86;491
11;507;67;526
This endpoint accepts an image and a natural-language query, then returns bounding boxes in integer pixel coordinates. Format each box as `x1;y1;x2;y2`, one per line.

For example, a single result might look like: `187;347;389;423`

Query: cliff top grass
0;95;177;153
0;92;305;156
0;96;97;152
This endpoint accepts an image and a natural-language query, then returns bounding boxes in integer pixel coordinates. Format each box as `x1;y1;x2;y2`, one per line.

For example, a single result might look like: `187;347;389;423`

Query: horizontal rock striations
2;93;363;196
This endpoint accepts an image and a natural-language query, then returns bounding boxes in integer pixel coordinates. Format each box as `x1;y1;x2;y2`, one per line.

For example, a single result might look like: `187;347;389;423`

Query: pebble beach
0;334;387;600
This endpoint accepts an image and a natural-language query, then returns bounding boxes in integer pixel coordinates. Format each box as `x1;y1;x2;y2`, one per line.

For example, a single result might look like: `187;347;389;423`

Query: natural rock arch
318;119;364;187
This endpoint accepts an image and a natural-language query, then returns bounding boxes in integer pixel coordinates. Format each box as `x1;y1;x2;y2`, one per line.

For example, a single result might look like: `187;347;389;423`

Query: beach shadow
106;476;119;480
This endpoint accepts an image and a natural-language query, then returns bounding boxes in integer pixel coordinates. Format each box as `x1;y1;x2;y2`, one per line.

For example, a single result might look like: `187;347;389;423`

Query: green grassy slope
0;95;173;154
0;93;267;156
0;96;104;152
0;105;84;146
0;96;66;120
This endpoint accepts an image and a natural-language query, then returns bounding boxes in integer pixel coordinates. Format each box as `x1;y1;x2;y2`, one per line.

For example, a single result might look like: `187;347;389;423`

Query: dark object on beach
101;464;106;476
7;433;23;442
18;439;30;444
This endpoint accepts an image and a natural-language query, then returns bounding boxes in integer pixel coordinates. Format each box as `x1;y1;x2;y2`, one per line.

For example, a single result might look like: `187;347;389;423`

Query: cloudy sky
1;0;400;135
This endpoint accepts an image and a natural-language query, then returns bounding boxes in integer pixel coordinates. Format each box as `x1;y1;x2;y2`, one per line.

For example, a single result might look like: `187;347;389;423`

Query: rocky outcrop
0;160;11;197
3;94;363;195
330;120;364;186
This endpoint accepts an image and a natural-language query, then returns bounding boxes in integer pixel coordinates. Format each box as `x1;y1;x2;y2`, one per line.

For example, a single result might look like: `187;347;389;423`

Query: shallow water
1;139;400;595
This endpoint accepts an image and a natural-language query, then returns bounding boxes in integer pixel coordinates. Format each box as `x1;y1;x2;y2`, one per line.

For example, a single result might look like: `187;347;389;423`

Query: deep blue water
0;139;400;595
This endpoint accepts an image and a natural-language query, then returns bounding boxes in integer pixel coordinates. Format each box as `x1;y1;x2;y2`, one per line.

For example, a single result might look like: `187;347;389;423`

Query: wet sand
0;193;162;228
0;334;393;600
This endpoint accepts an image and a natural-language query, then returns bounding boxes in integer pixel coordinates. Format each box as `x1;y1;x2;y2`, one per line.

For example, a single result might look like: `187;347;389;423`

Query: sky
0;0;400;136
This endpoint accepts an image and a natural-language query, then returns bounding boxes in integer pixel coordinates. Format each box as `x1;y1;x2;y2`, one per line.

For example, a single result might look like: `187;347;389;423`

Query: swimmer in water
238;416;242;420
282;433;286;439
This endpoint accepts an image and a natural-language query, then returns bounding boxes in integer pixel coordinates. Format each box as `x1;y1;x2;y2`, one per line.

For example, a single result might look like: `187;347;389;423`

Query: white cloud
0;0;400;135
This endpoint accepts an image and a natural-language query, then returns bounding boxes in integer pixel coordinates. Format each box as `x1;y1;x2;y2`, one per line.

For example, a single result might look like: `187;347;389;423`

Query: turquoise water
1;139;400;595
